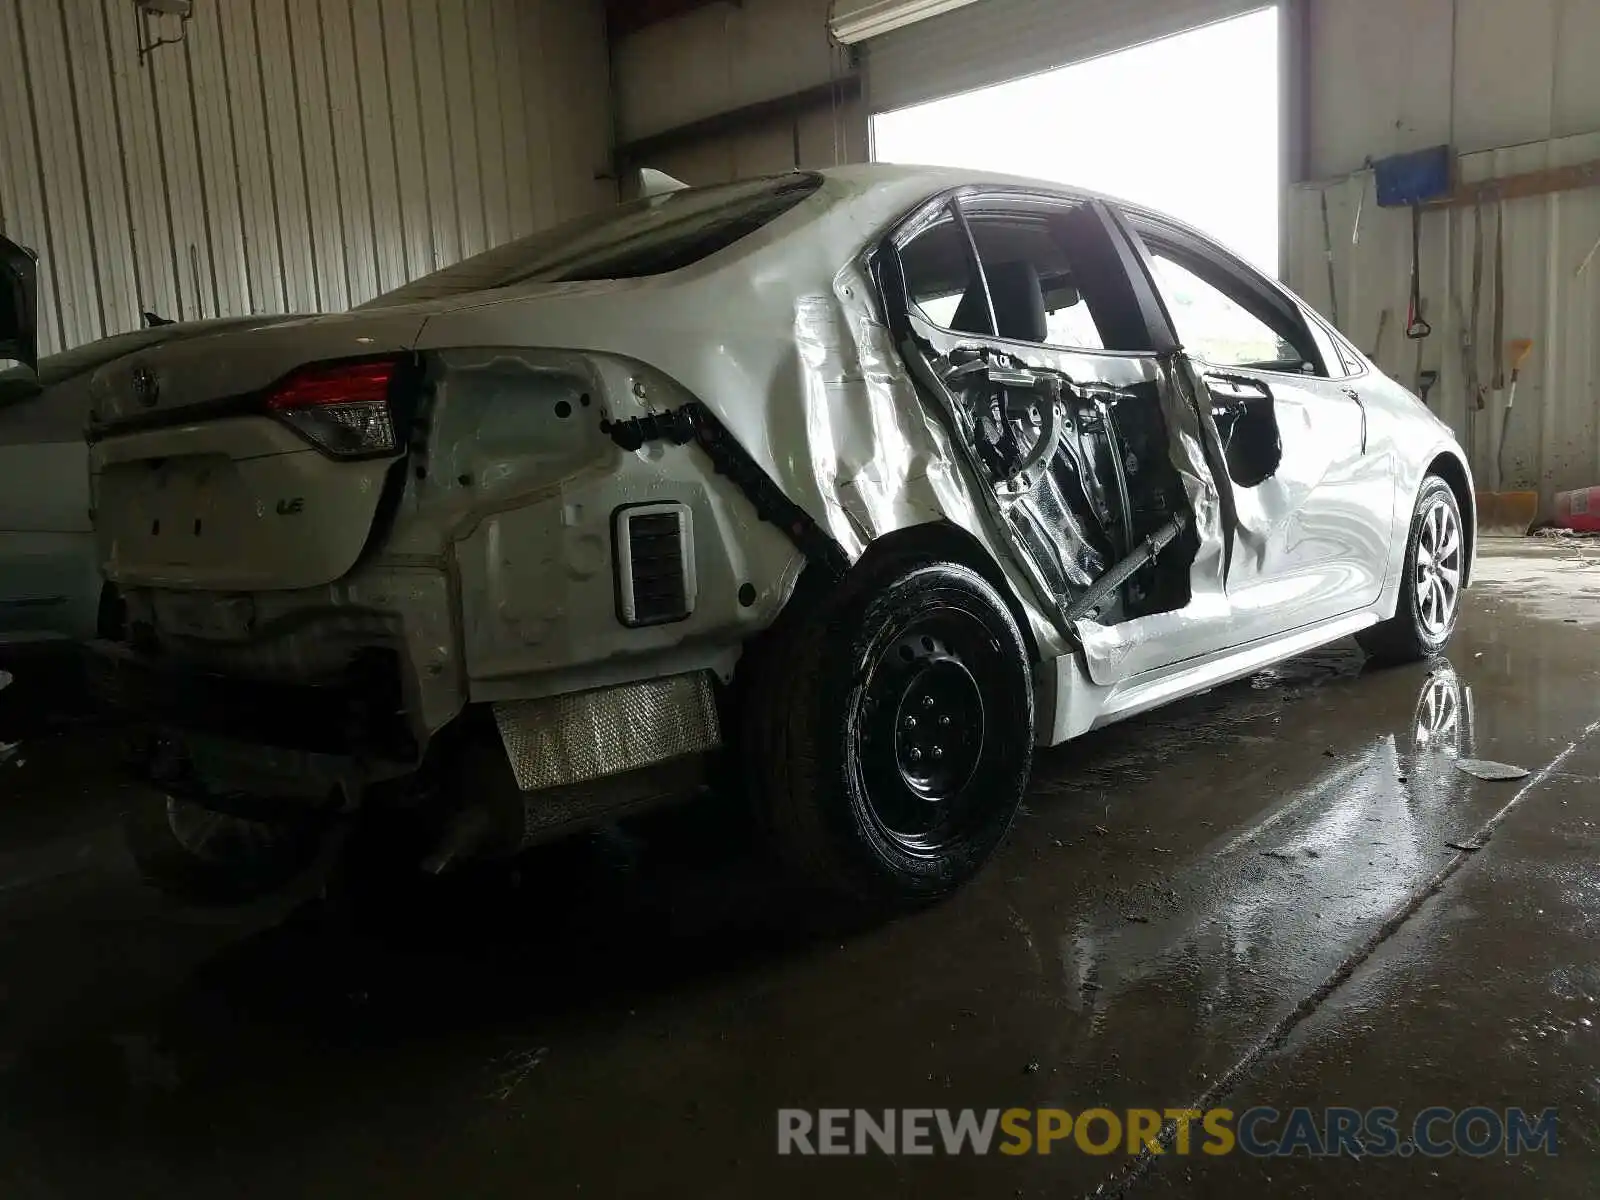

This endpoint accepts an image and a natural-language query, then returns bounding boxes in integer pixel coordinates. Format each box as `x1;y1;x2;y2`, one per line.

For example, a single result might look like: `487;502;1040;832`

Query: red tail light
265;358;402;458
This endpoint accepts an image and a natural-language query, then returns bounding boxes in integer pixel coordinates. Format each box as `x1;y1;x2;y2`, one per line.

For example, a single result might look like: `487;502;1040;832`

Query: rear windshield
360;172;822;308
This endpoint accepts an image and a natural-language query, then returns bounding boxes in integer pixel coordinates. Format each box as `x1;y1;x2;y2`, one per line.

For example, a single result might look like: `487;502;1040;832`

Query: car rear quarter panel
410;179;1074;663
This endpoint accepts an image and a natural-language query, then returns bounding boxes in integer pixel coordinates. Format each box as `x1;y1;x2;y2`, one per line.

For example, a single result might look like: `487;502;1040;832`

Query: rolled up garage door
860;0;1272;115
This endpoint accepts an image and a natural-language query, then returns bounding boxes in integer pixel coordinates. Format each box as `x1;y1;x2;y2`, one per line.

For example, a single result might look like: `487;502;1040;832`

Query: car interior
892;201;1199;629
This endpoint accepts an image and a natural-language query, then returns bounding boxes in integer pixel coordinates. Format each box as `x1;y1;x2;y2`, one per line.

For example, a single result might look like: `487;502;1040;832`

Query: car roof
814;161;1120;208
807;162;1227;255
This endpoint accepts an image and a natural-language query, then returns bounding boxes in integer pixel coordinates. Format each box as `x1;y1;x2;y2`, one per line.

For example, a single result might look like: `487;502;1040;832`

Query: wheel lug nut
932;747;943;759
909;748;922;762
939;715;952;728
922;696;935;710
903;716;917;731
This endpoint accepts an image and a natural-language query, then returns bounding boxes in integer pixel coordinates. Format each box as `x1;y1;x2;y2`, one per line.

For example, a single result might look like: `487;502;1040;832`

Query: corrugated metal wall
1289;136;1600;511
1287;0;1600;512
0;0;613;357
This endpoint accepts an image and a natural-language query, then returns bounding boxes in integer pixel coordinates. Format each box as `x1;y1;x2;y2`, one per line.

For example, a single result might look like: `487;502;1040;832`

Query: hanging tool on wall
1371;145;1452;340
1462;199;1487;462
1496;337;1535;485
1479;334;1540;536
1351;166;1371;246
1418;368;1439;407
1490;203;1506;392
1370;308;1391;365
1404;206;1432;340
1319;191;1341;328
1372;147;1453;395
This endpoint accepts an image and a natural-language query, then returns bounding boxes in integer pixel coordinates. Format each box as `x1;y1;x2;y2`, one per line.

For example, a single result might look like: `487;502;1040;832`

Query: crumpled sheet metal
1070;353;1229;686
409;170;1075;616
492;671;720;792
1224;390;1320;577
405;172;1224;682
795;271;1073;661
792;286;944;553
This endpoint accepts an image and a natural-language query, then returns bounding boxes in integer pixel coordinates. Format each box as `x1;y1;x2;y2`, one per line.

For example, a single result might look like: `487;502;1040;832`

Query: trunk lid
89;310;429;593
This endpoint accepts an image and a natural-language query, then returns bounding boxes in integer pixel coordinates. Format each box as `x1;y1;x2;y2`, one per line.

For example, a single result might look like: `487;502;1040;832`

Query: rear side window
898;203;1108;350
362;173;822;307
899;213;980;330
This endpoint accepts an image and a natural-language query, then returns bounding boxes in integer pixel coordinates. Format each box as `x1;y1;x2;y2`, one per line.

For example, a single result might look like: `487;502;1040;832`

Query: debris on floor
1453;758;1531;781
1550;486;1600;533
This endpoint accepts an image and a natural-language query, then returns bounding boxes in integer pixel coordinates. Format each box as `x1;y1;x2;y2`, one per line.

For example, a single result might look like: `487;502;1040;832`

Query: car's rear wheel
744;556;1033;909
1358;475;1464;663
125;792;329;905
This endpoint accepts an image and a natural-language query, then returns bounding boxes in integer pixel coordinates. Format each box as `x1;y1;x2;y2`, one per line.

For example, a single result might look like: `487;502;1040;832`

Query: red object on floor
1553;486;1600;532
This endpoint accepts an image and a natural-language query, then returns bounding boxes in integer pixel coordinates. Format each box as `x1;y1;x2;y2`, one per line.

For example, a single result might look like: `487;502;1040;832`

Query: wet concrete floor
0;539;1595;1197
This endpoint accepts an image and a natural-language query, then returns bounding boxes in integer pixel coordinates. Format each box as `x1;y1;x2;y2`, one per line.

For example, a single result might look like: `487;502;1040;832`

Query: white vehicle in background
0;170;1474;911
0;350;103;651
0;293;299;658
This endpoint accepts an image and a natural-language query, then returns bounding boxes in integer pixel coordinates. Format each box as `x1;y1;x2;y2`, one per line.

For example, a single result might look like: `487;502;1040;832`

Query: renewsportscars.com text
776;1106;1558;1158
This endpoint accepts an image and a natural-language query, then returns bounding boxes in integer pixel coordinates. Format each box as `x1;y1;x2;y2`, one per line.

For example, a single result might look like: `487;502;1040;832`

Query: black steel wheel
746;555;1033;908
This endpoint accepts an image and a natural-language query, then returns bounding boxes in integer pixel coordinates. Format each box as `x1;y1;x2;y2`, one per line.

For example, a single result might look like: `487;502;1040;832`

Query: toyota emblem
132;365;159;408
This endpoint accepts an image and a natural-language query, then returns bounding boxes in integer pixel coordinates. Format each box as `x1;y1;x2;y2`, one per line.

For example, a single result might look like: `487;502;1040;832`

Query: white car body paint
81;165;1473;774
0;316;306;650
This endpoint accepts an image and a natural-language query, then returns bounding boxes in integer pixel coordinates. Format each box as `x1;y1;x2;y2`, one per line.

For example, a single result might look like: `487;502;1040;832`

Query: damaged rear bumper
85;639;417;762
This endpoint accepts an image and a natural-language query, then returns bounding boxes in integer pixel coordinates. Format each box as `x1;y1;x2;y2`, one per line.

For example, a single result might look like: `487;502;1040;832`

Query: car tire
124;792;328;906
1357;475;1465;664
744;556;1033;909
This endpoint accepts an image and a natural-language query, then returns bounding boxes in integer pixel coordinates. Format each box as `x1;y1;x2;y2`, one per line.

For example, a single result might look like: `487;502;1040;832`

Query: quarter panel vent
614;502;695;626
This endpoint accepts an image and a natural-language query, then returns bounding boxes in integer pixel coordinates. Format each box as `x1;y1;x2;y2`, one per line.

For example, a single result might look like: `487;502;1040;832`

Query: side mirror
0;234;39;371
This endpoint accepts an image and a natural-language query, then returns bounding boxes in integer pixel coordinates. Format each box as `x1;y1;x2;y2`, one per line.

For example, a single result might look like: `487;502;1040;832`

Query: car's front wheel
1358;474;1465;663
744;556;1034;909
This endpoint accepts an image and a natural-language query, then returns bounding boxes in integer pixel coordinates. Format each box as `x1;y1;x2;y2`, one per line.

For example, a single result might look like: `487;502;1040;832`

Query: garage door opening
871;6;1280;274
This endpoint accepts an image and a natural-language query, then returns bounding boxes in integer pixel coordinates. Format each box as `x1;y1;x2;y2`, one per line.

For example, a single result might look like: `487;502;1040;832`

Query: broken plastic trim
601;404;849;578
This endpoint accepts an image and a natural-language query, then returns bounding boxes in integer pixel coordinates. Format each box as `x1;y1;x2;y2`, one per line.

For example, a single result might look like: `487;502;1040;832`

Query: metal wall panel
612;0;842;142
1289;134;1600;512
642;94;868;187
1290;0;1600;512
0;0;613;356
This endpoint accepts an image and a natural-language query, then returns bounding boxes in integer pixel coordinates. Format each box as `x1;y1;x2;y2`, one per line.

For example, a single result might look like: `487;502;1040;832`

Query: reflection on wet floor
0;544;1596;1198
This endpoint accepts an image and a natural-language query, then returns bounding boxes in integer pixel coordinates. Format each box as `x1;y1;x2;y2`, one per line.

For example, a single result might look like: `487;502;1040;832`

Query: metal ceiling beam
615;75;861;167
606;0;737;39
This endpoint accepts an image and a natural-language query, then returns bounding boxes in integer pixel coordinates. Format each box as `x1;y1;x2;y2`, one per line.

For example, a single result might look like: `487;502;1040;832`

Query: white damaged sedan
0;165;1473;906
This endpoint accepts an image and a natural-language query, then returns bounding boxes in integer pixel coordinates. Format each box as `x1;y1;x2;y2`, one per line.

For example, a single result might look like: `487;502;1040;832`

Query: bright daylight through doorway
871;7;1281;274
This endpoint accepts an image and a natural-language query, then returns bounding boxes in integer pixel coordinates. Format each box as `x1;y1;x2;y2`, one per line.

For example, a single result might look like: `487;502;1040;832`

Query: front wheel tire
1358;474;1465;664
745;556;1034;910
